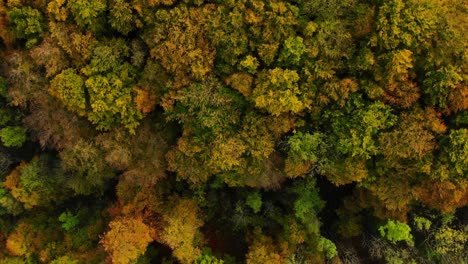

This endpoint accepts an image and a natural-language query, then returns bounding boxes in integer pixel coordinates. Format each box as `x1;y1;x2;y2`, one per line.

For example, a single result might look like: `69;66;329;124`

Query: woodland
0;0;467;263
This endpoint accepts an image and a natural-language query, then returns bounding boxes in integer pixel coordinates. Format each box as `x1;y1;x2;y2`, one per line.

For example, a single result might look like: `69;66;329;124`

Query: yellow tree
159;197;204;264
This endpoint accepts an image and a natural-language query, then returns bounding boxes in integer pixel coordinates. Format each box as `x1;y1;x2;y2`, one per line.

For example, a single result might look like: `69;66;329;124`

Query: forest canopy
0;0;467;263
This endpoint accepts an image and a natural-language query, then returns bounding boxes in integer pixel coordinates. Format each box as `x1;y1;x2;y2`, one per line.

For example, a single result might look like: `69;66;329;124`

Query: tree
284;132;325;178
96;120;170;187
67;0;107;34
443;129;468;179
378;108;444;162
59;140;115;195
0;186;23;216
144;5;216;88
432;225;468;259
3;157;58;209
101;217;155;264
246;232;282;264
327;95;397;159
371;0;437;51
49;69;86;116
48;22;96;64
81;40;143;133
0;126;26;147
29;37;70;78
109;0;136;35
246;191;262;214
278;36;305;66
7;6;44;48
85;73;142;133
159;198;204;264
6;223;36;257
379;220;414;246
414;180;468;213
58;211;79;232
423;66;463;109
252;68;310;116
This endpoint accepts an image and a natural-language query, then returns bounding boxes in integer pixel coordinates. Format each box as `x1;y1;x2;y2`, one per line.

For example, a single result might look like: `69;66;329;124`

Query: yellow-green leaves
379;220;414;246
433;226;468;255
253;68;309;116
109;0;136;35
7;6;44;48
86;74;142;133
67;0;107;34
49;69;86;116
278;36;305;66
374;0;437;50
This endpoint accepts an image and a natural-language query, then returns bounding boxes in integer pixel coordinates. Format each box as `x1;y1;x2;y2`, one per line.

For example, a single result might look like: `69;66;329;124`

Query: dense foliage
0;0;467;263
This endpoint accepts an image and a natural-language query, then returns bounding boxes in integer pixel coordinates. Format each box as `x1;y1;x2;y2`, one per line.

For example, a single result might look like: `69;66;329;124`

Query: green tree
246;191;262;214
67;0;107;34
379;220;414;246
0;126;26;147
58;211;79;232
7;6;44;48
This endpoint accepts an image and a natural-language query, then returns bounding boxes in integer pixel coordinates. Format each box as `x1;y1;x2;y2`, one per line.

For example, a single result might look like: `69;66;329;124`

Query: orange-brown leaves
132;86;157;114
24;96;92;150
379;107;446;162
30;37;69;78
5;222;58;258
365;177;413;221
374;50;421;108
447;84;468;114
381;79;420;108
414;180;468;213
0;3;14;49
3;161;24;190
49;22;96;64
97;121;169;187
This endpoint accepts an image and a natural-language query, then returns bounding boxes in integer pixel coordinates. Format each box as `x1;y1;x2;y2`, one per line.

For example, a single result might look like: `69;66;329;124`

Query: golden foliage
225;73;254;97
101;217;155;264
47;0;68;22
246;231;283;264
159;198;203;264
6;223;34;256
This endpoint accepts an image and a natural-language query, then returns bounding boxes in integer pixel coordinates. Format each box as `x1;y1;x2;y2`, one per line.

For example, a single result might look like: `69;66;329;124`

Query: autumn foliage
0;0;466;263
